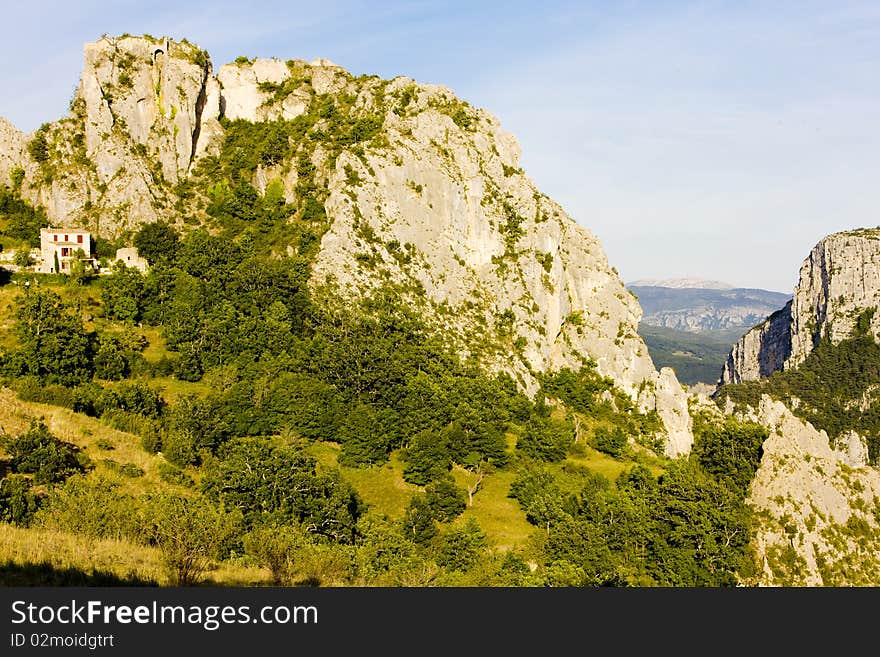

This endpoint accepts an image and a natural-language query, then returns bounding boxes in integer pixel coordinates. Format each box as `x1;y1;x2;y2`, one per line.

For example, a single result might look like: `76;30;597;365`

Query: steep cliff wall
720;302;791;384
720;229;880;384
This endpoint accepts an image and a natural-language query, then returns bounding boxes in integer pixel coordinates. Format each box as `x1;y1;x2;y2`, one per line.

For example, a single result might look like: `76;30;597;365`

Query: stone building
114;247;149;273
39;228;97;274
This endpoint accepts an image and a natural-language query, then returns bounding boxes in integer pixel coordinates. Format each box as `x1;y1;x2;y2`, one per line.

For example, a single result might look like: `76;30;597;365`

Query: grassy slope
0;381;666;577
0;387;271;586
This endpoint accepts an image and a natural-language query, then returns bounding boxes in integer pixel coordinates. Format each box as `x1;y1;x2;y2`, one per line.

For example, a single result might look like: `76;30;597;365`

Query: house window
64;235;69;242
62;262;68;270
77;235;83;244
53;235;58;242
61;248;70;256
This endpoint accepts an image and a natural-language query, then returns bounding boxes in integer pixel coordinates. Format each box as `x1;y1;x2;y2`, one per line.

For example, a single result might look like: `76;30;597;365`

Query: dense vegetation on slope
715;308;880;463
0;237;767;586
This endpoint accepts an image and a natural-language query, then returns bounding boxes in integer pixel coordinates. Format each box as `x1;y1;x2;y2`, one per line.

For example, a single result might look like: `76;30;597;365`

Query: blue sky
2;1;879;292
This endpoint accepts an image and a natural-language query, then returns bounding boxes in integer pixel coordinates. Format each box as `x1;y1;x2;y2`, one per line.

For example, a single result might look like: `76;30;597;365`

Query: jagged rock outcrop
720;302;791;384
0;117;26;183
737;396;880;586
720;229;880;384
0;34;694;455
6;35;217;231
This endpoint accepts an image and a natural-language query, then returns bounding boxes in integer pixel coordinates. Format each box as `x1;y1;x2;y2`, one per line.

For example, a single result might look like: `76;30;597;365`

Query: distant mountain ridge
629;277;735;290
628;284;791;333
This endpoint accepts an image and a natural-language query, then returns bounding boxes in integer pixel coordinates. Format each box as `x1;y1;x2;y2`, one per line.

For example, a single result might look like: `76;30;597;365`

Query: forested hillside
0;211;766;586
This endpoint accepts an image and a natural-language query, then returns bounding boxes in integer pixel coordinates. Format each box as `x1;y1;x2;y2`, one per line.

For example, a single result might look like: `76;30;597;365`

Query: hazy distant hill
628;283;790;332
629;278;733;290
627;279;790;385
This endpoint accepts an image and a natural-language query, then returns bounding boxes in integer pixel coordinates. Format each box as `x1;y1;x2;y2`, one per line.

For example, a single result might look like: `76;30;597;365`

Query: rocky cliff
731;396;880;586
720;229;880;384
0;35;693;455
719;302;791;384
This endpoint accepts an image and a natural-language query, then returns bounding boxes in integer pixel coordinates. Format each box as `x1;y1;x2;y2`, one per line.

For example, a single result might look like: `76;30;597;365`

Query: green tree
0;187;48;246
424;476;466;522
0;475;42;525
11;288;94;385
692;416;766;494
93;339;128;380
517;415;575;461
13;248;32;269
200;437;364;542
594;426;628;457
436;518;487;572
133;221;180;266
402;494;438;544
162;395;230;466
338;403;391;466
101;262;145;322
402;429;451;485
0;420;89;484
27;125;50;163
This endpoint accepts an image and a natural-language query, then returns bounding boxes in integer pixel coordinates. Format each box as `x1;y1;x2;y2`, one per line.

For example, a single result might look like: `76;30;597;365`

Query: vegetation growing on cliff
716;308;880;463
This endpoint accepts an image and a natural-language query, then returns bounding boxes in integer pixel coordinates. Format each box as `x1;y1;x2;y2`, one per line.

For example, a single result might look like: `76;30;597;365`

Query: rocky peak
720;228;880;385
79;34;212;182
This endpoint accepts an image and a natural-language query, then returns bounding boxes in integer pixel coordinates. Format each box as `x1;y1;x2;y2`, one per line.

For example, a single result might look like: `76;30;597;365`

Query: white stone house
113;247;149;273
39;228;97;274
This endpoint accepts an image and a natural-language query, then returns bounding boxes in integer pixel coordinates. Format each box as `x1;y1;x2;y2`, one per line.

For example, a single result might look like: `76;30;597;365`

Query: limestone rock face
5;36;216;234
310;77;693;455
216;58;335;122
0;117;26;184
720;302;791;384
720;229;880;385
741;396;880;586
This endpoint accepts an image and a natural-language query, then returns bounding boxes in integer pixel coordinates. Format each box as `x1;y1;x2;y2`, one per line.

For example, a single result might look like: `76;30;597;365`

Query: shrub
157;461;194;488
0;475;42;526
436;519;487;571
517;416;575;462
27;125;50;163
594;426;628;458
424;476;466;522
0;420;90;484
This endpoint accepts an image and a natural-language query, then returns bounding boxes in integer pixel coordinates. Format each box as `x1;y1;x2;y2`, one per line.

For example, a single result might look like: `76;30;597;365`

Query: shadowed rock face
0;34;694;456
720;301;792;384
720;229;880;385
